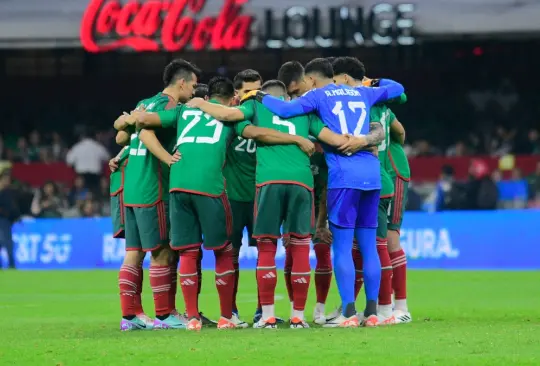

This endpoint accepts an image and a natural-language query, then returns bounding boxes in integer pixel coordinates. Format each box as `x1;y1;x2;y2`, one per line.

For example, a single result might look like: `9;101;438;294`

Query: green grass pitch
1;270;539;365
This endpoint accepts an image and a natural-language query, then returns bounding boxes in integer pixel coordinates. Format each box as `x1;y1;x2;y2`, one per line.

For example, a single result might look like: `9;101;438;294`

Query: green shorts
388;177;409;232
124;200;169;252
230;199;256;249
253;184;314;239
170;191;232;250
377;198;392;240
111;193;125;239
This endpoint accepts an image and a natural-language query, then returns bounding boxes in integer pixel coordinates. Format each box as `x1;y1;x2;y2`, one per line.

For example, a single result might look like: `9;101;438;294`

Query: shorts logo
181;279;196;286
293;277;308;284
262;272;276;279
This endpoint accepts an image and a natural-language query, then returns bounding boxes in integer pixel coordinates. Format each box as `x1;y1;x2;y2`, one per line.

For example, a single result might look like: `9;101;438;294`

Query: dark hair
332;57;366;81
163;59;201;87
193;83;209;98
233;69;263;90
277;61;304;88
326;56;336;64
208;76;235;100
261;80;287;95
305;58;334;79
441;165;454;177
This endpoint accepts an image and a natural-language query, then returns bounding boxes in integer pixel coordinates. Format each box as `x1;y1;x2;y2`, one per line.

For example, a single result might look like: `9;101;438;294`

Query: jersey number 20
177;110;223;145
332;101;367;136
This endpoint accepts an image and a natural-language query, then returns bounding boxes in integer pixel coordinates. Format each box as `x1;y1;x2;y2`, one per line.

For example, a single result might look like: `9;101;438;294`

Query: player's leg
282;185;314;328
323;188;359;328
135;201;183;329
170;192;204;331
195;193;247;329
388;177;411;323
377;198;395;325
252;185;284;328
119;206;148;331
352;239;363;301
354;189;382;327
313;239;332;324
283;242;293;315
169;250;179;317
229;199;248;318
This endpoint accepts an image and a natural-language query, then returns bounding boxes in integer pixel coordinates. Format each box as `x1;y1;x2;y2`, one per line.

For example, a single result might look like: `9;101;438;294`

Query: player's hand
315;227;332;244
171;151;182;164
240;90;258;103
338;134;368;155
109;157;120;172
186;97;205;108
296;137;315;157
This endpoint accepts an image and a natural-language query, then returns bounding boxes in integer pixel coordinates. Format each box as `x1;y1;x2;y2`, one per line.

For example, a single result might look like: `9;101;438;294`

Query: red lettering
80;0;253;53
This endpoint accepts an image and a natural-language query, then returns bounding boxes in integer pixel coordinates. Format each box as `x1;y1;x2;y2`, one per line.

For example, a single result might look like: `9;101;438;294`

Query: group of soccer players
110;55;411;331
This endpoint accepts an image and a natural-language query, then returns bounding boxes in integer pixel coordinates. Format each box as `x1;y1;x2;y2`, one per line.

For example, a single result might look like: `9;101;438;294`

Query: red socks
179;249;200;319
232;251;240;313
197;248;203;295
390;249;407;300
314;243;332;304
169;253;179;313
256;239;277;306
134;259;144;314
149;265;172;316
214;244;235;319
352;242;364;300
284;245;293;302
377;239;393;306
119;264;141;317
289;237;311;311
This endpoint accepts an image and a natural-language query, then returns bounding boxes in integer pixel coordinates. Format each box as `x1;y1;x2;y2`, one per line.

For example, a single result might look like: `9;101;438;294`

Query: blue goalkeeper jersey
261;80;404;190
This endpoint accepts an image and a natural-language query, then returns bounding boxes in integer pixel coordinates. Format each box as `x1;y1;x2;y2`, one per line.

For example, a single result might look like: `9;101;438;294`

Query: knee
151;246;171;265
387;230;402;253
124;250;145;266
314;243;331;269
257;239;276;254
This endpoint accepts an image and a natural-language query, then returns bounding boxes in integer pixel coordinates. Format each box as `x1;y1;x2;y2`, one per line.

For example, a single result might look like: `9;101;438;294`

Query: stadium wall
3;211;540;270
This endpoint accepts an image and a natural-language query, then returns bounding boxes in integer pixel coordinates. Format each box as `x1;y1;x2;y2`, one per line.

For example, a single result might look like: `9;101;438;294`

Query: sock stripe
257;266;276;270
291;271;311;275
314;270;332;274
216;269;236;277
179;272;198;277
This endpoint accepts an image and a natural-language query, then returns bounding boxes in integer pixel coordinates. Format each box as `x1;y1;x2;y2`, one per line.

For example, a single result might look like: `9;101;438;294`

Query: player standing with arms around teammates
255;58;404;327
187;80;367;328
134;77;315;330
113;59;198;331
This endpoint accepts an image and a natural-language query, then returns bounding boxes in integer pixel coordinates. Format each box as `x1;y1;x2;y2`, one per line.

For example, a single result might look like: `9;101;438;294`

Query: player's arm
257;90;317;118
134;108;179;129
333;122;385;155
236;122;315;156
138;130;176;167
115;130;130;146
360;79;404;106
109;146;127;172
186;98;246;122
113;112;137;131
390;118;406;145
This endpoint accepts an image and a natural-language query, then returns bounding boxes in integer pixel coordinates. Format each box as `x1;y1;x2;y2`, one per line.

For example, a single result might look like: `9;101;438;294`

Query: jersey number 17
332;101;367;136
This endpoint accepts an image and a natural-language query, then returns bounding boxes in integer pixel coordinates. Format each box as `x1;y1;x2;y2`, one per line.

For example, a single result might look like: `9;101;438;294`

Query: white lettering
400;228;459;259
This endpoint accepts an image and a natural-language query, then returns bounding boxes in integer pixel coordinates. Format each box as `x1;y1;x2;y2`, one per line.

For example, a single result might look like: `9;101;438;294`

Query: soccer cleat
378;314;396;326
217;315;249;330
186;318;203;331
153;314;186;329
325;306;342;322
253;317;278;329
120;315;152;331
290;317;310;329
136;313;155;328
394;310;412;324
323;314;359;328
313;306;327;325
200;312;218;326
253;309;285;324
361;314;379;327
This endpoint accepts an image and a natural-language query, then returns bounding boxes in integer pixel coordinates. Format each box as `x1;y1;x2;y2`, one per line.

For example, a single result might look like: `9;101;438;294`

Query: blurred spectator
50;132;67;161
97;176;111;216
64;196;98;218
68;175;89;207
411;139;439;157
465;159;498;210
28;130;42;162
490;126;515;156
524;129;540;155
66;131;110;190
12;137;30;163
526;162;540;201
0;134;5;160
82;199;99;218
0;172;19;269
31;181;66;218
497;168;528;209
430;165;466;211
446;140;469;157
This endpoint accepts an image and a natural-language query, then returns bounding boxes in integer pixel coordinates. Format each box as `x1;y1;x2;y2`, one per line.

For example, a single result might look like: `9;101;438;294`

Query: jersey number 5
332;101;367;136
272;116;296;135
177;110;223;145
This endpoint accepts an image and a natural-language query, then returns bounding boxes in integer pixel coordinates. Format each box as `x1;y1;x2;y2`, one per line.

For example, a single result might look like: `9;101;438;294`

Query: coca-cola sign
80;0;415;53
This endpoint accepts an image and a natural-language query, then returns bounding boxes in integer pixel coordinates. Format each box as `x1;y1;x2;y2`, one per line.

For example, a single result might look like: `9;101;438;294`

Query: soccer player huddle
110;56;411;331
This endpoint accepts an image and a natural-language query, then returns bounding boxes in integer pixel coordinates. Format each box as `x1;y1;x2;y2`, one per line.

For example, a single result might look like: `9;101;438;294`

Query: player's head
277;61;309;99
233;69;263;99
192;83;209;100
332;57;366;87
208;76;235;106
304;58;334;89
163;58;201;103
326;56;336;64
261;80;290;100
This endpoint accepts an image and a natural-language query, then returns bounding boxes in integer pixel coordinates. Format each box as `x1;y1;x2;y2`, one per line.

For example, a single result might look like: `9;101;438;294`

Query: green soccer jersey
224;135;256;202
157;100;247;197
109;147;129;196
310;150;328;211
237;100;325;189
370;104;395;196
123;93;177;206
388;139;411;181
